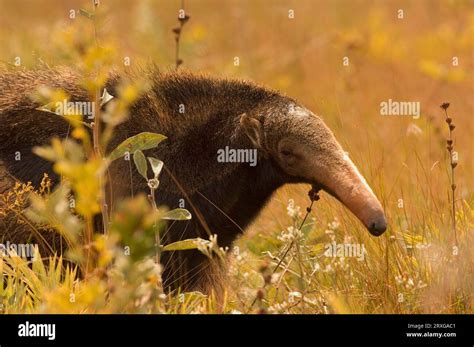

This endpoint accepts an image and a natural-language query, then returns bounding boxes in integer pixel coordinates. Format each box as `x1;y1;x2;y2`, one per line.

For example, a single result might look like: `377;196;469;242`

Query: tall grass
0;0;472;314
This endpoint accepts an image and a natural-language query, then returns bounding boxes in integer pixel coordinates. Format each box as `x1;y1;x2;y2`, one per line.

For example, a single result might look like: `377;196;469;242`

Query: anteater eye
281;150;293;157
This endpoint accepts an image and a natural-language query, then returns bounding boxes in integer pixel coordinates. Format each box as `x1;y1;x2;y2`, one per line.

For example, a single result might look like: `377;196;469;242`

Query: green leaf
35;106;92;128
133;150;148;180
309;243;326;256
32;145;57;162
162;208;192;220
35;102;59;115
108;132;167;161
148;157;164;178
401;232;424;246
100;88;114;107
79;8;94;19
162;238;201;251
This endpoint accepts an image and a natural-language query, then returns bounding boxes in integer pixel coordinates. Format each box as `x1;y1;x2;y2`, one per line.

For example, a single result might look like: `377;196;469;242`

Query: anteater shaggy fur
0;67;387;293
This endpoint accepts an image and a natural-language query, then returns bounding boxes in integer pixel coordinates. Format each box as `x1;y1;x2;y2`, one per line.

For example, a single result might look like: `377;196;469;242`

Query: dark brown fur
0;67;302;292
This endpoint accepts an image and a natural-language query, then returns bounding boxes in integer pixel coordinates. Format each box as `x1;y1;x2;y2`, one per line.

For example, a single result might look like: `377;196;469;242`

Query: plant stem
444;108;457;247
174;0;189;70
91;2;109;235
85;216;94;276
247;188;319;312
149;187;160;264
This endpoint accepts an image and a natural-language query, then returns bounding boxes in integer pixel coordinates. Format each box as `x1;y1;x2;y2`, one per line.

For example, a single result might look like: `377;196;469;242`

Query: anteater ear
240;113;264;149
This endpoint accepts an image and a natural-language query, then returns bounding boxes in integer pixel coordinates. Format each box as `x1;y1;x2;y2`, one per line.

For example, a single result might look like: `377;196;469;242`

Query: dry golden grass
0;0;472;313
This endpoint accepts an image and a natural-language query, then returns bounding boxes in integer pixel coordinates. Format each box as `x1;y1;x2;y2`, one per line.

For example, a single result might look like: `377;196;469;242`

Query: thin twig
440;102;458;247
91;0;109;235
172;0;190;70
246;186;320;312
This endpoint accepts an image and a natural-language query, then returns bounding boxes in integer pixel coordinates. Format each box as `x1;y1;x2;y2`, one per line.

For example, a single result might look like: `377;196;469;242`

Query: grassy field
0;0;473;313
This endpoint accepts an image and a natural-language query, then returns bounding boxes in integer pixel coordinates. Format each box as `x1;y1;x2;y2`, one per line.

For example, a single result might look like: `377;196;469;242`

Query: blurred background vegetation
0;0;473;313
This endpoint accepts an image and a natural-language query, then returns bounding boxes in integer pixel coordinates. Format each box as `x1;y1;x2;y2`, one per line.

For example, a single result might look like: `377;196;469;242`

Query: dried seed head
445;117;452;124
179;14;191;23
147;178;159;190
259;261;269;273
447;145;453;151
263;274;272;284
451;162;458;168
449;124;456;131
447;139;453;145
440;102;450;110
308;186;320;201
172;27;181;35
451;184;456;190
256;289;265;300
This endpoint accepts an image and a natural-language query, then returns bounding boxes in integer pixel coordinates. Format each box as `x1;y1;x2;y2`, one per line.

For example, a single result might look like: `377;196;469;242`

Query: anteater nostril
368;218;387;236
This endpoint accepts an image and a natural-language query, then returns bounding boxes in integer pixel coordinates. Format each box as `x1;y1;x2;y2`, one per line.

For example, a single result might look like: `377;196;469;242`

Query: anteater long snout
319;155;387;236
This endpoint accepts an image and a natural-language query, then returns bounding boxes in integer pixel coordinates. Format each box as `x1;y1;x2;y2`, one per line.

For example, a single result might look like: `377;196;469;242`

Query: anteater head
239;101;387;236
